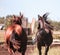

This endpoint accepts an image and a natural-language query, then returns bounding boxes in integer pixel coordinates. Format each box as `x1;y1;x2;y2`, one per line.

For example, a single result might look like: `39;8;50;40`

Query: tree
5;15;13;29
0;17;5;24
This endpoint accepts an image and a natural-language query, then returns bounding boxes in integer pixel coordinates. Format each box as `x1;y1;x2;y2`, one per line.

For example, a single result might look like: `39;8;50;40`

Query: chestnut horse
5;14;28;55
36;13;53;55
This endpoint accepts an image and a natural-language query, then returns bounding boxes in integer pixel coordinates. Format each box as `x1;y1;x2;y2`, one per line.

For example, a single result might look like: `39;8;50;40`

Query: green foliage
5;17;13;29
0;15;60;31
49;20;60;31
35;19;60;31
0;17;5;24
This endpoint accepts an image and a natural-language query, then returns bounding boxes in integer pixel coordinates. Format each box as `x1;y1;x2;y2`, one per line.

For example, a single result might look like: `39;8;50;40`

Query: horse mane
43;12;49;20
38;14;53;31
43;13;53;30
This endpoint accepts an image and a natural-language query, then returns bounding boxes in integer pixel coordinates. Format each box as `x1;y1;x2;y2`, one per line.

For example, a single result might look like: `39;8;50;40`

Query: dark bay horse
36;13;53;55
5;14;28;55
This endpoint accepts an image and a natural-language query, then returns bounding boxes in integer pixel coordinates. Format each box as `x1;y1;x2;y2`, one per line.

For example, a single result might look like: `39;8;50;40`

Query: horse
5;14;28;55
36;13;53;55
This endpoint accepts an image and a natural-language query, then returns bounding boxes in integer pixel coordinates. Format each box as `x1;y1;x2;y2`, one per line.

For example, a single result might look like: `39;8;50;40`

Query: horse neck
12;22;21;26
39;19;45;29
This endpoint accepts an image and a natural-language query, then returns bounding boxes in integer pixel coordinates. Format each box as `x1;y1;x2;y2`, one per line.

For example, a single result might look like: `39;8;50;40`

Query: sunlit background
0;0;60;22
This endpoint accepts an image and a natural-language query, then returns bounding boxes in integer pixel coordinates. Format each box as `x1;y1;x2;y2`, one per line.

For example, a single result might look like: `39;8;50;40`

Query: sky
0;0;60;22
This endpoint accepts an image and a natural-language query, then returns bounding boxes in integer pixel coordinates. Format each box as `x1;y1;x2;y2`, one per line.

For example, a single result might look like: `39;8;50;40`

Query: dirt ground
0;44;60;55
0;40;60;55
0;44;38;55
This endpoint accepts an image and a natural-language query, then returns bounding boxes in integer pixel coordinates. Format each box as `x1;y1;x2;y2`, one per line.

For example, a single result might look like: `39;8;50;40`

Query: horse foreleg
45;46;49;55
22;52;25;55
18;48;26;55
8;47;15;55
37;44;42;55
8;48;13;55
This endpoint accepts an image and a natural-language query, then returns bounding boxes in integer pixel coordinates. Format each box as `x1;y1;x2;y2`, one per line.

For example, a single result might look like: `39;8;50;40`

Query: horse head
38;12;49;24
37;14;45;30
37;13;53;34
13;13;23;25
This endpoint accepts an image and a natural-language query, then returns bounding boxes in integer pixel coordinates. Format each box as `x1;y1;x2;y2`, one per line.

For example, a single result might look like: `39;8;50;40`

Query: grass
26;45;60;55
48;47;60;55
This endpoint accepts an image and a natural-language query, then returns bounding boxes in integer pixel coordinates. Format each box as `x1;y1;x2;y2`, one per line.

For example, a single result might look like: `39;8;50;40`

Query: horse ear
38;15;42;20
18;15;23;20
19;12;23;19
38;15;40;20
13;15;16;18
38;15;40;18
13;15;17;21
21;14;23;18
43;12;49;20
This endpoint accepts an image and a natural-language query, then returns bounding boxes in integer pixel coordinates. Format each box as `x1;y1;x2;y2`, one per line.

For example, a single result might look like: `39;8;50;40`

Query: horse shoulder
14;24;22;35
